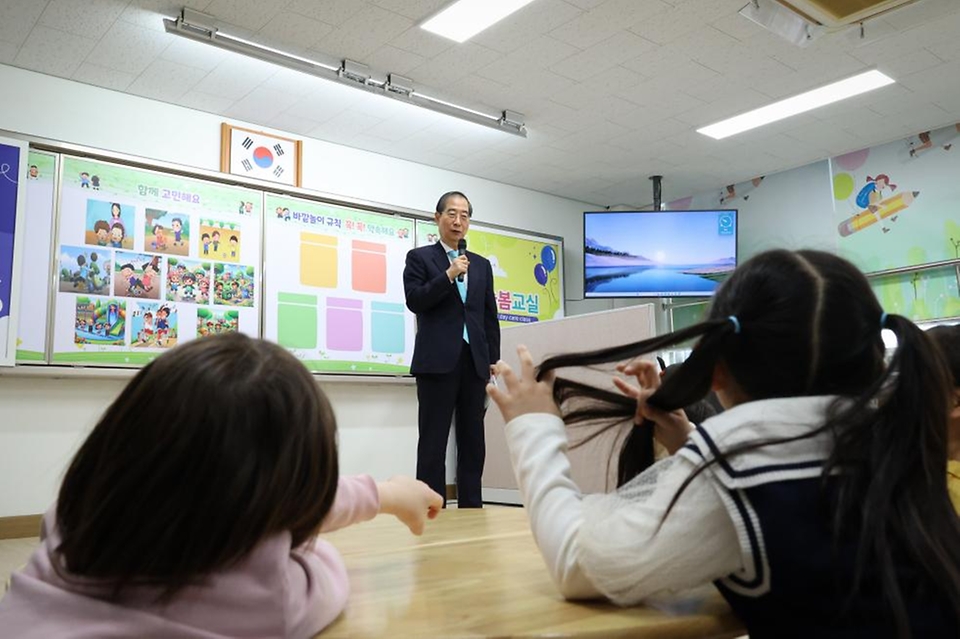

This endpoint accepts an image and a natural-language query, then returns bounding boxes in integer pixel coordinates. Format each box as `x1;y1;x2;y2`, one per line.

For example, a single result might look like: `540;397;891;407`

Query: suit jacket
404;242;500;379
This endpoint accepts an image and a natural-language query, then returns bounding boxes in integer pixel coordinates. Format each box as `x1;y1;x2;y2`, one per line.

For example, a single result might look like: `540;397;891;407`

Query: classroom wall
0;63;598;517
667;120;960;327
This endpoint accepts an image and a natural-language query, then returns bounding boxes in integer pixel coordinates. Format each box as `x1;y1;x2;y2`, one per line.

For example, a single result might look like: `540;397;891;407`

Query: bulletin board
262;194;416;373
50;155;262;366
0;136;28;366
9;143;566;376
16;150;57;362
416;220;564;326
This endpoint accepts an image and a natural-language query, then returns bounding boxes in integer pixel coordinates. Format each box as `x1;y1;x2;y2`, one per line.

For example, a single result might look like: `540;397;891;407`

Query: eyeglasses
442;210;470;221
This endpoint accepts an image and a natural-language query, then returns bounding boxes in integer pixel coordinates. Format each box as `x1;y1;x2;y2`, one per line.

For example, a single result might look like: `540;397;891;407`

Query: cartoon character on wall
59;247;111;295
837;172;920;237
719;177;765;204
906;123;960;158
93;220;110;246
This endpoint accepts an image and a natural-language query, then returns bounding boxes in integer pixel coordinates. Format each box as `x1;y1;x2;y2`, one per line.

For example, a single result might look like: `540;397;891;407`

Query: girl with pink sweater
0;333;442;638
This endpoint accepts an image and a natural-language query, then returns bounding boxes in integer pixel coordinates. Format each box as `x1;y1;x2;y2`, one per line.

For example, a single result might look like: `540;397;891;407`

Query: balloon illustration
834;148;869;171
540;245;557;272
833;172;854;200
534;263;548;286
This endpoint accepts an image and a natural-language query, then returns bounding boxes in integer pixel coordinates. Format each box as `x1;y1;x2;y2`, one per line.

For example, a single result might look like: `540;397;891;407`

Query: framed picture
220;123;302;187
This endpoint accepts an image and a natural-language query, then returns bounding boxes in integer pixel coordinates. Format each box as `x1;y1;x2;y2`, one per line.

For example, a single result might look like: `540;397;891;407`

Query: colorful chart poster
16;151;56;361
0;137;28;366
51;156;262;365
263;195;416;373
416;220;564;325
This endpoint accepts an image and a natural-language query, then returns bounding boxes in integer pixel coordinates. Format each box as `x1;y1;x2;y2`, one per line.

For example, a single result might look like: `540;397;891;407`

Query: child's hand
486;344;560;423
614;358;693;454
376;476;443;535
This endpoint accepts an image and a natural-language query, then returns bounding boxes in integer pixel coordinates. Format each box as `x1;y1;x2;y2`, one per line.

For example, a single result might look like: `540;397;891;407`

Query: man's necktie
448;249;469;343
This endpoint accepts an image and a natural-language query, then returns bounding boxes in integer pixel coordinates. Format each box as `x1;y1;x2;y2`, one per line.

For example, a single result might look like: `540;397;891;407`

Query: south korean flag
228;128;298;186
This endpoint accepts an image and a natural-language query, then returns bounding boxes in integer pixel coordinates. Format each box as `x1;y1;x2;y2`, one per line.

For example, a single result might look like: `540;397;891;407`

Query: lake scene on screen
584;210;737;297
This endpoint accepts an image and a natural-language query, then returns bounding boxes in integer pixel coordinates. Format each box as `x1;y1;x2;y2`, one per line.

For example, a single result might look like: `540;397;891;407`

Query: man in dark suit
403;191;500;507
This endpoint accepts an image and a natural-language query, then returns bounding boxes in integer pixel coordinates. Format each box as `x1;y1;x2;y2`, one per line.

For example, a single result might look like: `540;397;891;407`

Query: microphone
457;238;467;283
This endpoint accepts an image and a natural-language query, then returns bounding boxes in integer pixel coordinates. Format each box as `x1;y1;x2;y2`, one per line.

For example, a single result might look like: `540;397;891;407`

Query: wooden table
319;506;744;638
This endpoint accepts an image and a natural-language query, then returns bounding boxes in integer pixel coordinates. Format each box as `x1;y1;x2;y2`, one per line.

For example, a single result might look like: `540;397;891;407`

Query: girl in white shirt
488;248;960;639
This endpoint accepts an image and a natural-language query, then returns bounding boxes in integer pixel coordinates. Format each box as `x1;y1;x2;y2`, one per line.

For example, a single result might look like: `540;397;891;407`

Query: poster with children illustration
131;302;178;349
85;200;133;250
53;155;261;365
213;263;255;307
113;252;161;299
196;308;239;338
166;257;210;304
144;208;190;256
74;298;125;346
58;246;111;296
198;220;242;263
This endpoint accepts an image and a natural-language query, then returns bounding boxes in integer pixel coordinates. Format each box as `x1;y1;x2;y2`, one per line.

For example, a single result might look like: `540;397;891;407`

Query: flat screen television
583;209;738;298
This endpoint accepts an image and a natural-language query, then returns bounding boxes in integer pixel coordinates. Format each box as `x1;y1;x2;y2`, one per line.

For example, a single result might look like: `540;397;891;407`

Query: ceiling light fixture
162;8;526;137
696;69;894;140
421;0;539;43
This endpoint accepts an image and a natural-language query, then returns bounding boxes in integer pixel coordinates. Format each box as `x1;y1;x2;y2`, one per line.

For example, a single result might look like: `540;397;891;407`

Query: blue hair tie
880;312;888;329
728;315;741;334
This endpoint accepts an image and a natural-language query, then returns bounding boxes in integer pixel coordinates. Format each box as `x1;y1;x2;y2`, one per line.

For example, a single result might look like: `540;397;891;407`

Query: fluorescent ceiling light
697;69;895;140
421;0;538;43
162;9;526;137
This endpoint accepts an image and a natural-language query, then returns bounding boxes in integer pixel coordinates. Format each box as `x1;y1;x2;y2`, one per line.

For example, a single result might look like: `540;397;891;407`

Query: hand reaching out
376;476;443;535
613;358;694;454
486;344;560;423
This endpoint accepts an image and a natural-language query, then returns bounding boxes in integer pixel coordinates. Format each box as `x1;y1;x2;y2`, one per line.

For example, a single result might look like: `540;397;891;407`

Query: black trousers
415;342;486;507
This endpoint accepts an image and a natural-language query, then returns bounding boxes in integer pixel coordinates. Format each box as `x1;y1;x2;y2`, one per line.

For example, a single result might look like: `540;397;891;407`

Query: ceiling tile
267;112;321;136
127;58;210;102
0;0;48;46
0;40;20;64
38;0;126;40
120;0;214;33
709;11;765;41
195;56;277;100
160;36;230;71
286;0;364;26
312;5;413;63
476;36;579;86
550;0;671;50
370;0;448;21
13;25;96;78
85;19;171;76
4;0;960;208
627;3;711;46
223;86;302;123
471;0;582;54
548;121;632;152
253;11;335;52
204;0;281;31
364;45;426;76
71;61;136;91
283;91;354;124
550;31;658;82
259;68;328;98
310;109;385;140
880;0;960;31
176;89;235;113
407;41;501;88
390;24;455;59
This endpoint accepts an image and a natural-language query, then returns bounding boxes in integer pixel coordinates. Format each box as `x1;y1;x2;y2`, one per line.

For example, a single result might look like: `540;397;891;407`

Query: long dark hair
539;249;960;634
54;333;340;600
